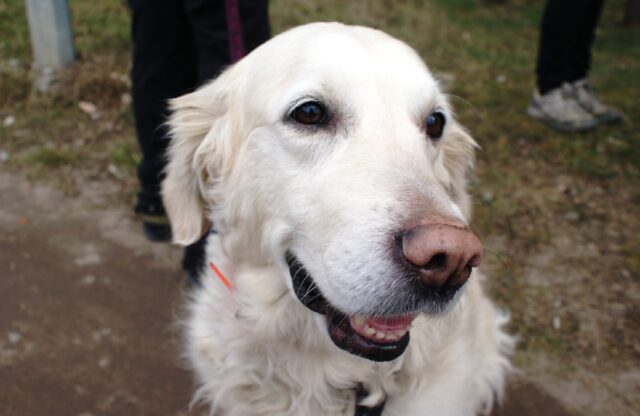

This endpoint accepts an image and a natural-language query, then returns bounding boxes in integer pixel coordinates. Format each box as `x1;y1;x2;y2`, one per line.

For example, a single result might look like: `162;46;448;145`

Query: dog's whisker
446;93;480;117
296;272;312;292
292;266;305;281
301;291;324;304
329;313;350;338
292;267;313;291
299;281;319;302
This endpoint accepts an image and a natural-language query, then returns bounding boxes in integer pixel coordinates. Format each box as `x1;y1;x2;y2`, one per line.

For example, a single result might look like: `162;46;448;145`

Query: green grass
70;0;130;56
108;141;140;170
27;147;80;167
0;0;130;61
0;1;30;60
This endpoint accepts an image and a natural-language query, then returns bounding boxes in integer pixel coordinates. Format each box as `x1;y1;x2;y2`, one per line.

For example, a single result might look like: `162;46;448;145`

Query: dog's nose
400;221;483;289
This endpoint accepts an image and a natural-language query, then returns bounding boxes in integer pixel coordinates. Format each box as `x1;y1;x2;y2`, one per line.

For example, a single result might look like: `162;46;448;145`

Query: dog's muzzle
285;251;413;362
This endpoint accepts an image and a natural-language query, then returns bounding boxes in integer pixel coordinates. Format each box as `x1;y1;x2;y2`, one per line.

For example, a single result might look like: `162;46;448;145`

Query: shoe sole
143;222;173;242
527;105;597;133
594;112;622;124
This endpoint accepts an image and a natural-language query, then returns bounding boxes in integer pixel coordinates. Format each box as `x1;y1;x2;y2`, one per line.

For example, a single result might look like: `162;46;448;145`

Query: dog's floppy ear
162;70;238;245
441;121;478;218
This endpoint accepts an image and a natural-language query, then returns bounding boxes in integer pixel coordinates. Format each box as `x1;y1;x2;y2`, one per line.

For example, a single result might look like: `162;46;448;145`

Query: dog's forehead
247;23;440;107
286;25;417;64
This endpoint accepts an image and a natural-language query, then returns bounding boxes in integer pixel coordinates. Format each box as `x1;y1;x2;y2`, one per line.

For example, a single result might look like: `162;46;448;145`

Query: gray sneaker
566;79;622;123
527;87;598;133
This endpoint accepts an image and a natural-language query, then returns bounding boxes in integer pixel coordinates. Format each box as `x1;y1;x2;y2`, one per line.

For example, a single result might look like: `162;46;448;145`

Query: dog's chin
285;252;415;362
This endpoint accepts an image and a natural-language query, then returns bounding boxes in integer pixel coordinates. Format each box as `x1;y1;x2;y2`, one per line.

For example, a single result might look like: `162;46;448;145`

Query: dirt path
0;173;193;415
0;172;580;416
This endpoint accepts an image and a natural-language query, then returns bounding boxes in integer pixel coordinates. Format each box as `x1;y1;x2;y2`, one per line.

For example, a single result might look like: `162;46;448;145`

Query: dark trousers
129;0;270;207
128;0;270;279
536;0;604;94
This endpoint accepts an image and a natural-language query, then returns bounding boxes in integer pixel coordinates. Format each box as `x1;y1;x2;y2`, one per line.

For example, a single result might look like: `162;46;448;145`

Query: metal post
25;0;75;70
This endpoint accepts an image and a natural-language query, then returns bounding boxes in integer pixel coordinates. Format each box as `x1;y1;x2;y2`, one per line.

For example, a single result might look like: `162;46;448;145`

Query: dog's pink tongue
366;314;416;331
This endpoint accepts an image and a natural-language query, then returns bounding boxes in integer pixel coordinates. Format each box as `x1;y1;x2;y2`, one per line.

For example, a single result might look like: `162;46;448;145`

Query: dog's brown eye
291;101;327;126
426;112;446;139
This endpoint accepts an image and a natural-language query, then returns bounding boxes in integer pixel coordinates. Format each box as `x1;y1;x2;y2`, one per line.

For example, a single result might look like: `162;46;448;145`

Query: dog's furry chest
185;265;512;416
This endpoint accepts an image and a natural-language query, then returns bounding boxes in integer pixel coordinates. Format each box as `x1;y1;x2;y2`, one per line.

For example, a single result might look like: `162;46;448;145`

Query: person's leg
180;0;270;284
567;0;604;83
238;0;271;58
129;0;197;240
184;0;270;85
535;0;580;94
529;0;598;132
564;0;621;122
181;0;229;86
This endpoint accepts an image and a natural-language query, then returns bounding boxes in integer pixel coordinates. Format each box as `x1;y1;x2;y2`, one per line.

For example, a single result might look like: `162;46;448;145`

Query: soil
0;171;589;416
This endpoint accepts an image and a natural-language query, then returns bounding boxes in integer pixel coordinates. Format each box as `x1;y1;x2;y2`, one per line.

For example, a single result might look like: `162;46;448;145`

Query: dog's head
163;23;482;362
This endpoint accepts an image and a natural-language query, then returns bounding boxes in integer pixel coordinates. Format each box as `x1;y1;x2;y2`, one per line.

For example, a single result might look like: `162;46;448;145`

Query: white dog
163;22;513;416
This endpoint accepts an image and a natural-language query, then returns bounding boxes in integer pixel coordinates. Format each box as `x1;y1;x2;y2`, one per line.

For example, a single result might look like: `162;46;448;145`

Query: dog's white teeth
350;316;411;342
353;315;366;327
385;333;400;341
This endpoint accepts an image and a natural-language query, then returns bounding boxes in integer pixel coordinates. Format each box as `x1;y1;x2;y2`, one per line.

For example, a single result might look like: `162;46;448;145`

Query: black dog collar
355;384;386;416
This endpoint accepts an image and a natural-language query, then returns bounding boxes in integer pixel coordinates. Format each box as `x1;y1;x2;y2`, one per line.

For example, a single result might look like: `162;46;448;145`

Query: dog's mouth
285;252;415;362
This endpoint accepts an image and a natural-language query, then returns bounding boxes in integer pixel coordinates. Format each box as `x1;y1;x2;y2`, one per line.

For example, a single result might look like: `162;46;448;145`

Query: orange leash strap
209;262;234;292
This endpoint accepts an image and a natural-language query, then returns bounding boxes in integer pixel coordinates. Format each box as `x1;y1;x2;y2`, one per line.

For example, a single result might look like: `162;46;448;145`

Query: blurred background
0;0;638;415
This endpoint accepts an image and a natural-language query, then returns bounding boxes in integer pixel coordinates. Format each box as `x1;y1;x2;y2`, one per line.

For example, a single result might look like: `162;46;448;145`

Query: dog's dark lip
286;251;328;315
285;251;411;362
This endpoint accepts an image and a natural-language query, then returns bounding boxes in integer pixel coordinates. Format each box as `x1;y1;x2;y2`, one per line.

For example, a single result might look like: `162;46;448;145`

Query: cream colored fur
163;23;513;416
